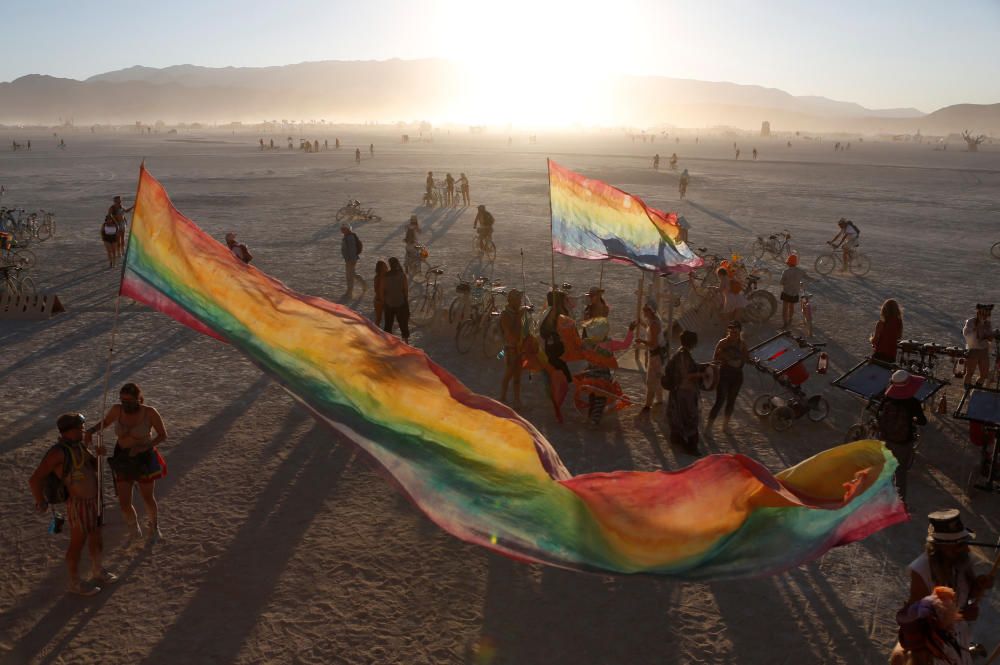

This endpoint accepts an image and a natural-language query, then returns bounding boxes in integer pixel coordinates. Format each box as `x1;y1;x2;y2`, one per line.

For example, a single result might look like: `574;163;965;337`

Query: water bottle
816;351;828;374
497;349;505;360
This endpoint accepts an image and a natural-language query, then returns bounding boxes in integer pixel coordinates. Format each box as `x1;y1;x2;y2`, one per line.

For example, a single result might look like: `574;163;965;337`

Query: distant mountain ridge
0;59;996;133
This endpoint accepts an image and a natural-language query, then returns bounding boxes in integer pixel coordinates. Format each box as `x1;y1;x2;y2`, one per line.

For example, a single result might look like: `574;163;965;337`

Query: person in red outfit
871;299;903;363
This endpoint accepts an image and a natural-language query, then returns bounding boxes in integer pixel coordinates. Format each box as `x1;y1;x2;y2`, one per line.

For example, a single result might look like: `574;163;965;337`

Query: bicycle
815;241;871;277
0;264;36;299
475;232;496;261
483;294;537;360
799;283;814;337
449;275;488;325
335;200;381;224
742;273;777;323
991;241;1000;260
751;230;792;261
410;265;446;326
455;281;505;354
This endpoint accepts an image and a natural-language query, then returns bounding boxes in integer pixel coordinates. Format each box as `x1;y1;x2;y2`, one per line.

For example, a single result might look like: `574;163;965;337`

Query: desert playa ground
1;129;998;664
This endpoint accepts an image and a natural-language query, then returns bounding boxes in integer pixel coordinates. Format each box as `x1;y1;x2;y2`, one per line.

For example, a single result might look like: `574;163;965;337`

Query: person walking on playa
708;321;748;432
340;224;362;298
779;254;807;329
963;303;994;387
404;216;422;278
679;169;690;199
425;171;436;205
29;413;118;596
637;300;665;411
752;147;758;160
871;299;903;363
458;173;470;206
100;214;119;268
735;148;741;160
445;173;455;207
355;148;361;164
373;259;388;327
88;383;168;545
225;232;253;264
664;330;704;455
653;154;660;169
499;289;525;407
382;257;410;344
369;143;374;156
108;195;134;259
888;509;994;665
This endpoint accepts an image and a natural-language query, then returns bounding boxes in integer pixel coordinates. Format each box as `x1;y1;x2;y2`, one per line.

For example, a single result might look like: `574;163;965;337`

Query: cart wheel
770;405;795;431
806;395;829;422
844;424;866;443
753;394;775;417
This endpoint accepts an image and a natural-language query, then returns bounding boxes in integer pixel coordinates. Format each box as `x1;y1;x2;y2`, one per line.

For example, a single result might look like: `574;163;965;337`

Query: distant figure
314;140;319;152
653;154;660;170
369;143;374;156
259;138;265;151
335;138;341;149
324;139;328;150
59;139;66;149
425;171;435;206
695;137;699;144
846;142;851;150
834;142;841;151
669;153;678;170
752;148;758;160
225;232;253;264
735;148;741;160
108;195;134;259
288;139;293;149
679;169;690;199
445;173;455;206
473;205;495;255
787;141;792;148
355;148;361;164
458;173;470;206
27;140;31;151
269;138;274;149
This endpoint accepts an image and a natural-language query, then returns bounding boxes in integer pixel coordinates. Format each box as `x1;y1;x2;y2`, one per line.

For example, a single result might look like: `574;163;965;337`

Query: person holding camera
87;383;168;545
963;303;994;388
28;413;117;596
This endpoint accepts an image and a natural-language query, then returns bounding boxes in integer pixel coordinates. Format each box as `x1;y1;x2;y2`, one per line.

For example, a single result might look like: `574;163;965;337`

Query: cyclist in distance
829;218;860;272
473;205;495;255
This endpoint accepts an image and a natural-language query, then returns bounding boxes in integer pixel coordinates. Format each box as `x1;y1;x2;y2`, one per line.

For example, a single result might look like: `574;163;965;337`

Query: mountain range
1;59;997;134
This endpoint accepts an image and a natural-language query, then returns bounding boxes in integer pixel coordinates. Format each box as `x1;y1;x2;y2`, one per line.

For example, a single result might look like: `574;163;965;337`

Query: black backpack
41;441;73;505
878;399;912;444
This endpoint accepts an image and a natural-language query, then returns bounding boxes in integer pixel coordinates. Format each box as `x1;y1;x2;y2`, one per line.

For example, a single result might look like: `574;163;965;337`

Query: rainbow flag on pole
120;165;904;579
549;160;702;273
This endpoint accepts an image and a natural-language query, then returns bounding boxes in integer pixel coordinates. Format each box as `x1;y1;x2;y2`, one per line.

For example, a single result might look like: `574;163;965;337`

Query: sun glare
436;0;638;127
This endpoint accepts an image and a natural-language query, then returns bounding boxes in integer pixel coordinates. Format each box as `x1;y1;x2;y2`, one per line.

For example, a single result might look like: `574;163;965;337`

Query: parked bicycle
814;241;871;277
410;265;446;326
455;281;506;354
751;230;792;261
0;264;36;298
406;245;430;283
335;200;381;224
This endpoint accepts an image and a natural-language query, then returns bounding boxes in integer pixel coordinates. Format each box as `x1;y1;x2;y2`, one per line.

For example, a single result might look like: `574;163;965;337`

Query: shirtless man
445;173;456;207
458;173;470;206
108;195;134;259
29;413;117;596
499;290;525;406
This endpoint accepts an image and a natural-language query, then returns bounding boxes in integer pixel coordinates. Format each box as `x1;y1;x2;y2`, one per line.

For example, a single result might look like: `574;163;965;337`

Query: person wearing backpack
340;223;362;298
100;214;119;268
829;218;861;273
879;370;928;505
28;413;118;596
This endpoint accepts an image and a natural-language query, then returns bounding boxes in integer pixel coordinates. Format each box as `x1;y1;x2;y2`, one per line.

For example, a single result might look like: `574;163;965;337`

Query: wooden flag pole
546;158;556;289
634;273;645;369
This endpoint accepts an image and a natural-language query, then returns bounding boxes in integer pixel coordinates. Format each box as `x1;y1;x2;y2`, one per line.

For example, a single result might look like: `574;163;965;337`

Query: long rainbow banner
549;160;703;273
121;166;905;579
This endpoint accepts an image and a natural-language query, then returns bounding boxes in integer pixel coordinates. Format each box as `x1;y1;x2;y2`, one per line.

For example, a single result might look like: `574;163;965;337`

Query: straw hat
885;370;924;400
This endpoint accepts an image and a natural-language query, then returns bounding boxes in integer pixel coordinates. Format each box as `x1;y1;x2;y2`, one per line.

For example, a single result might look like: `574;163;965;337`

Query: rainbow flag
121;166;905;578
549;160;702;273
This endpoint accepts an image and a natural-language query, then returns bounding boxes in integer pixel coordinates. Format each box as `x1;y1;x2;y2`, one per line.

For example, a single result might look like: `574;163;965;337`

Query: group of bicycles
751;228;871;276
1;207;53;299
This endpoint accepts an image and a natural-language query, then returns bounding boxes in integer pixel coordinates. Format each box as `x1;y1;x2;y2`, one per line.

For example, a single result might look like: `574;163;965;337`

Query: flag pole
547;158;556;289
94;160;144;524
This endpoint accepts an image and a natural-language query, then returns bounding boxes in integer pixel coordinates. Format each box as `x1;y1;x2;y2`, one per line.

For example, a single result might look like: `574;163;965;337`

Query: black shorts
780;292;799;303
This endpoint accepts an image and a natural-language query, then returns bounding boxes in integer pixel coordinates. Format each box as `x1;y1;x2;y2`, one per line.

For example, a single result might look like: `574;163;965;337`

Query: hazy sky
4;0;998;112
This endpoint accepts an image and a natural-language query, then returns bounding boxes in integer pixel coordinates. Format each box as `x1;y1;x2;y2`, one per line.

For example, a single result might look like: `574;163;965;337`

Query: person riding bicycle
473;205;495;255
829;218;860;272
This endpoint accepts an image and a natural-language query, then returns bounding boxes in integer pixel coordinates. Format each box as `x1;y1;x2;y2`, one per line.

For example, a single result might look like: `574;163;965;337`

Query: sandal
67;580;101;597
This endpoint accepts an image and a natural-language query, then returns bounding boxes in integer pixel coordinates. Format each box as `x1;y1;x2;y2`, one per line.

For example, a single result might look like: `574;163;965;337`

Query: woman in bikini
88;383;168;544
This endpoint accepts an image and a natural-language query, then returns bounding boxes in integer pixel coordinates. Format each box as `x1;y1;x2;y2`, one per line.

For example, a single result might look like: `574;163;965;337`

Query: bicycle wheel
411;289;439;326
844;424;867;443
455;319;478;354
753;394;775;417
17;274;37;298
482;317;504;359
335;208;350;223
751;238;765;259
745;291;777;323
770;405;795;431
12;248;35;270
806;396;829;422
849;252;871;277
448;296;468;324
485;240;496;262
992;241;1000;260
1;272;19;298
814;254;836;276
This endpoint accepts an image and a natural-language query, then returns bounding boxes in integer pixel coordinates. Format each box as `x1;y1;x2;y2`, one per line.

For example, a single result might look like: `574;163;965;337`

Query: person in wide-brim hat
885;369;925;400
